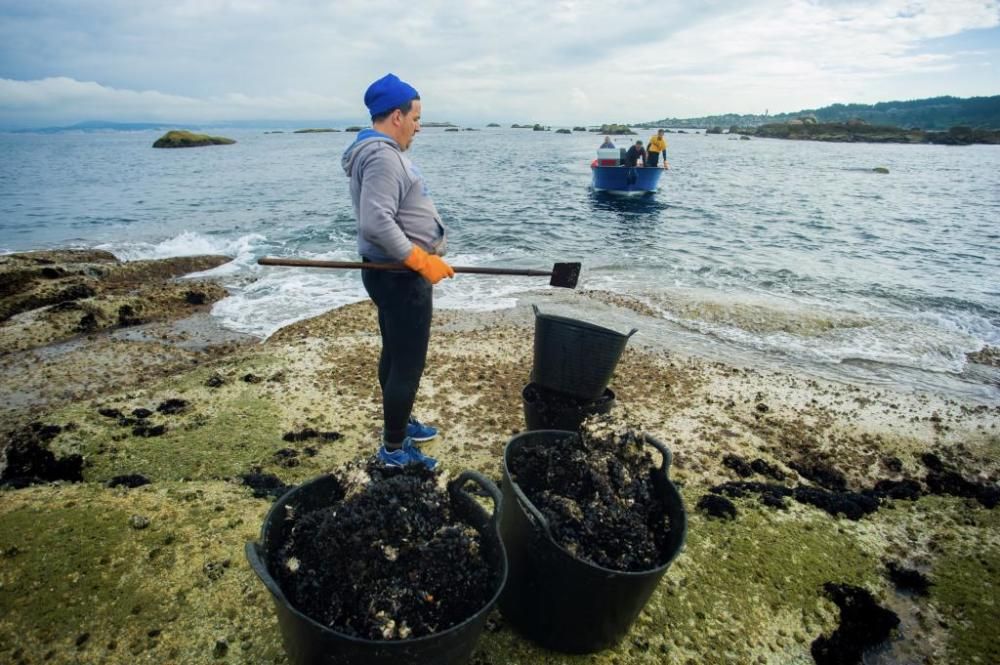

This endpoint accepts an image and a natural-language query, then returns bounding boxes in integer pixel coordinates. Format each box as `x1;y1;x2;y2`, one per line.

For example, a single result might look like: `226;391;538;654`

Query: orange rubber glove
402;245;455;284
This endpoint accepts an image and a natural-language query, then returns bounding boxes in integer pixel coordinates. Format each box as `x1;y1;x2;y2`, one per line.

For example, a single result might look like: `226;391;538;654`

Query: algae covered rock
592;123;635;135
152;130;236;148
0;251;234;353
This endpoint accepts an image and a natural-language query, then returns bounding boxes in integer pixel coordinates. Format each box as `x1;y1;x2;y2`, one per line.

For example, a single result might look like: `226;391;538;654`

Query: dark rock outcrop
152;130;236;148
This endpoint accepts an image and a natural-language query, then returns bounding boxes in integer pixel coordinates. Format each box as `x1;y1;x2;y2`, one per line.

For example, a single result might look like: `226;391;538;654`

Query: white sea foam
97;231;268;264
209;250;533;338
212;268;368;338
434;251;537;311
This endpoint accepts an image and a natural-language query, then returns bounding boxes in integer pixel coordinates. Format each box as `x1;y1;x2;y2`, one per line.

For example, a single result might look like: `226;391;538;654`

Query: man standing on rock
341;73;453;469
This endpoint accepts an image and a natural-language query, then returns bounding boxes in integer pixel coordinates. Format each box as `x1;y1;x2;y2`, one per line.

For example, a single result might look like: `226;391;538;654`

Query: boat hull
591;165;663;194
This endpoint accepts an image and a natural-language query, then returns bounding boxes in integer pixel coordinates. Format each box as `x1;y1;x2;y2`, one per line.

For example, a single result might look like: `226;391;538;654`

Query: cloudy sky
0;0;997;129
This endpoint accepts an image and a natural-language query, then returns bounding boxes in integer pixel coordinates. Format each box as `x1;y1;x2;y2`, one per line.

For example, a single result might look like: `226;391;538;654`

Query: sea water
1;127;998;400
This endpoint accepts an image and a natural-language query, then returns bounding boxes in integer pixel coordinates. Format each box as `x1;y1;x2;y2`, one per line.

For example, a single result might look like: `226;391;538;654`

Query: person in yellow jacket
646;128;669;168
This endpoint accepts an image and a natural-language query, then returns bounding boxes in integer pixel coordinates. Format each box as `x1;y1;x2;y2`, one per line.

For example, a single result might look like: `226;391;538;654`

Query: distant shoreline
734;122;1000;145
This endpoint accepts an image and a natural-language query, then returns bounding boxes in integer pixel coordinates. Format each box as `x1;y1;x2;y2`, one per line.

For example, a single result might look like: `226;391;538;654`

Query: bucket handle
642;433;673;473
449;471;503;526
516;488;556;542
245;541;290;604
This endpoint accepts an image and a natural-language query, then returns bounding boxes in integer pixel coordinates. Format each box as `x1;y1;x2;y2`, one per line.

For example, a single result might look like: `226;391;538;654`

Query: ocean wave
211;269;368;338
97;230;270;263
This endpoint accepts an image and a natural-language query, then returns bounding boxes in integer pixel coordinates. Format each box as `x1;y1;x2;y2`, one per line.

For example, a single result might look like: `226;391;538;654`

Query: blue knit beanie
364;73;419;118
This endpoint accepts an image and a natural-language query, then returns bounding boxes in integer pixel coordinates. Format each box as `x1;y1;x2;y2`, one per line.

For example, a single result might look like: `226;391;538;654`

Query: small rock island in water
152;130;236;148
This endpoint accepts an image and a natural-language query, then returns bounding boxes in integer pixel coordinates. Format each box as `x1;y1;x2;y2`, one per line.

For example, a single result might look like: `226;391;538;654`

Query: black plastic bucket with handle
246;471;507;665
530;304;637;401
498;430;686;653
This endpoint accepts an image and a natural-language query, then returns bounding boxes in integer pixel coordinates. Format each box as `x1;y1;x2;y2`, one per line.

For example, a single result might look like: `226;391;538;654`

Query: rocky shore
737;122;1000;145
1;251;998;664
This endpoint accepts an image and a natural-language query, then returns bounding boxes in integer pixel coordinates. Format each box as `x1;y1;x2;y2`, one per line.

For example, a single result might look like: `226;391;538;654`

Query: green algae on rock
152;130;236;148
0;482;284;664
591;123;636;135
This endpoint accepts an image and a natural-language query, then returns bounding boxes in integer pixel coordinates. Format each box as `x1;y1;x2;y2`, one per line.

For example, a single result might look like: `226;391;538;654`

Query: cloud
0;77;353;127
0;0;997;128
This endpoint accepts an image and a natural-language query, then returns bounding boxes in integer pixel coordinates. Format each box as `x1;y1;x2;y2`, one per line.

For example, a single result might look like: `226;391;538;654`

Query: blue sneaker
378;438;437;470
406;416;439;442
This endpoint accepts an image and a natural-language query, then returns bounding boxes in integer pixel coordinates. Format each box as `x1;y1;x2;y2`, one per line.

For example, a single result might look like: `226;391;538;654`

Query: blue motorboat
591;148;664;194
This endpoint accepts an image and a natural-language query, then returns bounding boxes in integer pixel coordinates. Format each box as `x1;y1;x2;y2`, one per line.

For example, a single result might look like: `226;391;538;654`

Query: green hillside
639;95;1000;130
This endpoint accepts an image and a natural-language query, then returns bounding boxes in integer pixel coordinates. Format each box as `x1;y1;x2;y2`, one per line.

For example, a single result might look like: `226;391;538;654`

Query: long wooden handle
257;256;553;277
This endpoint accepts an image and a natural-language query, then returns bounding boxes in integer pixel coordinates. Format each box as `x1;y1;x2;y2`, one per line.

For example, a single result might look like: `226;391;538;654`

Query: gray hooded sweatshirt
341;129;447;262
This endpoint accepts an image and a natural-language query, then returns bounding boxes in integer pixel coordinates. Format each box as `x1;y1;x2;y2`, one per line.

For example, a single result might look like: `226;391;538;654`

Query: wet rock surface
508;416;673;571
275;463;498;640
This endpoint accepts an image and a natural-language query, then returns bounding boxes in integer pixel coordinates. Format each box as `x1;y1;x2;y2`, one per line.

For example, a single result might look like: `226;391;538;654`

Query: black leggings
361;267;433;444
647;151;660;167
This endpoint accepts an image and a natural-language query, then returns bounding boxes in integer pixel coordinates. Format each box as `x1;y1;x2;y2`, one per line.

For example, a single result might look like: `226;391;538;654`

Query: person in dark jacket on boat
341;73;452;470
624;140;646;167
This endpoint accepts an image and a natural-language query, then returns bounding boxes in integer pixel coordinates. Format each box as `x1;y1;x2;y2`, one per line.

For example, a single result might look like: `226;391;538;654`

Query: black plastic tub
246;472;507;665
530;304;637;401
522;382;615;431
499;430;686;654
